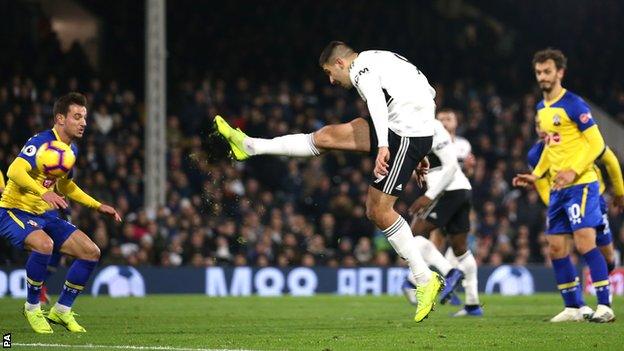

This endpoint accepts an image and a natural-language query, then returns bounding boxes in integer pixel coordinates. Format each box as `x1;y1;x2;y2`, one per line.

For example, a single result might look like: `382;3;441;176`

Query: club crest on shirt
553;114;561;126
579;112;592;124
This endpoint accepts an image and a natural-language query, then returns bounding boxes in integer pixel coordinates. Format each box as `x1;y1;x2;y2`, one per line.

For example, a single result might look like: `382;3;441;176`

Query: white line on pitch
13;343;258;351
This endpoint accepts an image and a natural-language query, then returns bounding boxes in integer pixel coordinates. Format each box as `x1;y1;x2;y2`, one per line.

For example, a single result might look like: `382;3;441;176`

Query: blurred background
1;0;623;277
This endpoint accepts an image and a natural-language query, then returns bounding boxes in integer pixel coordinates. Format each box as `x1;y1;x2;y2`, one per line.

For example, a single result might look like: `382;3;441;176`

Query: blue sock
26;251;51;304
575;281;586;306
57;259;97;308
44;252;62;282
552;256;581;308
583;248;611;306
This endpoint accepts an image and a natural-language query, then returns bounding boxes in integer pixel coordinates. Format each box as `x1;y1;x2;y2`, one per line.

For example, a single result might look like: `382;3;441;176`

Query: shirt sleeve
599;147;624;196
17;135;46;168
534;177;550;206
527;142;545;170
424;128;460;199
354;68;390;147
531;146;550;179
57;178;101;209
6;157;48;196
571;125;605;175
566;98;595;132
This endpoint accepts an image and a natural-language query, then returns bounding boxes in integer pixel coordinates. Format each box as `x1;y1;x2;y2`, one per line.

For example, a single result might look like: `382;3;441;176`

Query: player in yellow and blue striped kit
0;93;122;333
527;123;623;319
514;49;615;323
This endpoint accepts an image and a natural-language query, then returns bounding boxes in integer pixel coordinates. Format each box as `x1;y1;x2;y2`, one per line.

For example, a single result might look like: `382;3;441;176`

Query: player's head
532;48;567;93
436;108;458;134
319;41;358;89
53;92;88;139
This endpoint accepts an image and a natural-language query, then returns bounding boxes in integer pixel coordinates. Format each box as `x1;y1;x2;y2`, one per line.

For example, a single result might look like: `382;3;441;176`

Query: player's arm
6;157;67;209
598;147;624;196
57;178;122;221
531;148;550;180
7;157;49;196
409;138;459;215
513;147;549;187
570;125;605;177
355;69;389;148
56;178;101;209
534;177;550;206
424;142;458;200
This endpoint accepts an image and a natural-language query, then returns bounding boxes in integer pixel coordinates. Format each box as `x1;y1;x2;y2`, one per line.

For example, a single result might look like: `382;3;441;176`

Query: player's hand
41;191;68;209
409;195;433;216
374;146;390;179
463;153;476;175
613;195;624;213
415;157;429;188
553;169;577;190
98;204;122;222
512;173;537;188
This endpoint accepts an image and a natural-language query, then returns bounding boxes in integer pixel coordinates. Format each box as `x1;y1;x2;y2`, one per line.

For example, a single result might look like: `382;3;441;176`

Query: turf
1;294;622;350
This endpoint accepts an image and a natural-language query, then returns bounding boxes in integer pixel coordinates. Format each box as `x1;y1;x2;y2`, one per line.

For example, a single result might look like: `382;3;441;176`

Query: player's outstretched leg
22;231;54;334
214;115;321;160
47;231;100;332
214;115;252;160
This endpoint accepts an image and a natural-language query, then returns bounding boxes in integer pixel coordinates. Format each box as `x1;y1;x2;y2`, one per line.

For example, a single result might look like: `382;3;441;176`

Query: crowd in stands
1;71;623;269
1;0;624;269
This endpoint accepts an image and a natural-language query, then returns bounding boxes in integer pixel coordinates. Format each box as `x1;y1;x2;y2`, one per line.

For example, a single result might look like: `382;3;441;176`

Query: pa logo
3;333;10;348
91;266;146;297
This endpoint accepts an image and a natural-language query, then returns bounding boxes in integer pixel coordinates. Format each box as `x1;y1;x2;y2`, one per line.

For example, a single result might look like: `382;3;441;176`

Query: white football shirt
349;50;436;147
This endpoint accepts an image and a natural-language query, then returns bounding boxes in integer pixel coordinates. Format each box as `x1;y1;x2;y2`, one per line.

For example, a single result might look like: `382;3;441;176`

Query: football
35;140;76;177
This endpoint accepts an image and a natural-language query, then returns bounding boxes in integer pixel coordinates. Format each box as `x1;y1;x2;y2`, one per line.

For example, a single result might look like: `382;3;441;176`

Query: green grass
1;294;623;350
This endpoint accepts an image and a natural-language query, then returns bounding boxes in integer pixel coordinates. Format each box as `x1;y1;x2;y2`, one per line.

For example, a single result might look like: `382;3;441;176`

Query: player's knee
365;205;381;225
82;243;101;261
36;237;54;255
548;242;566;258
574;240;595;255
313;126;335;149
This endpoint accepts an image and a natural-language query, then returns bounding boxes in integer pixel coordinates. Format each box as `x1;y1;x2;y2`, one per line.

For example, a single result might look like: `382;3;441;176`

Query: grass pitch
1;294;622;350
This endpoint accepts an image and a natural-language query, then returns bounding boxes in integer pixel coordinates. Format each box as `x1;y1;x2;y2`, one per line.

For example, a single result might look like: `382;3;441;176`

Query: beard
539;81;553;93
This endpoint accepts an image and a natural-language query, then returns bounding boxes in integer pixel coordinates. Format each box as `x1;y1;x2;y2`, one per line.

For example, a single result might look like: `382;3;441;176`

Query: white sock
384;217;432;285
244;133;321;157
456;250;479;305
54;302;71;313
413;236;453;276
25;302;40;311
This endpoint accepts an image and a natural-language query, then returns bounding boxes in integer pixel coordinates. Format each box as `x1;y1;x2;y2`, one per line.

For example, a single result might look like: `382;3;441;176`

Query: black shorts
366;118;432;197
424;189;472;235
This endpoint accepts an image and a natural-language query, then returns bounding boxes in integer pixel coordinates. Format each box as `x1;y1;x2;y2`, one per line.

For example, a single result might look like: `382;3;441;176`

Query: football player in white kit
215;41;446;322
403;109;483;317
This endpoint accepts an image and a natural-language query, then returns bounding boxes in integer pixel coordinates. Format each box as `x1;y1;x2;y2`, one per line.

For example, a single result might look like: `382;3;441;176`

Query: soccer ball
35;140;76;177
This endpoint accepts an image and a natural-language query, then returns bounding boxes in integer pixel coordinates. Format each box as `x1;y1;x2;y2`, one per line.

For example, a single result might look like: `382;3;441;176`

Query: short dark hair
53;92;87;117
436;107;456;115
532;48;567;70
319;41;355;67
